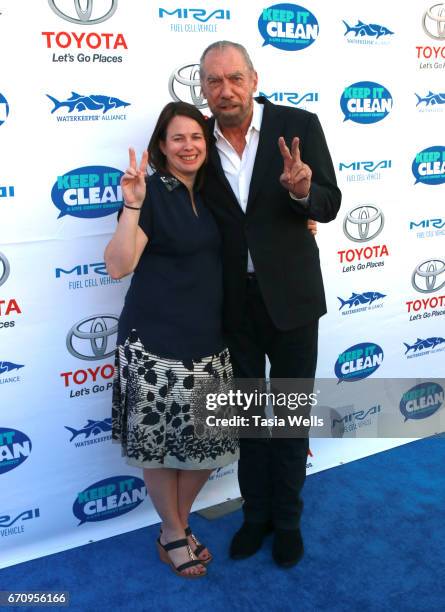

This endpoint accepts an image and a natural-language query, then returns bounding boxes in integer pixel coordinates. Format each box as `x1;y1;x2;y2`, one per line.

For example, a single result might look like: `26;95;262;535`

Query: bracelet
123;203;142;211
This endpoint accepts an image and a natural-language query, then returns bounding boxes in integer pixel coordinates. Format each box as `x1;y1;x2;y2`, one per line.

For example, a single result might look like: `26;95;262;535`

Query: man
200;41;341;567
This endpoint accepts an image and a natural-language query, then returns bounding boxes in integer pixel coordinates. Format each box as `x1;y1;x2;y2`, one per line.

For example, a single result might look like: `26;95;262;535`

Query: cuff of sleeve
289;191;310;207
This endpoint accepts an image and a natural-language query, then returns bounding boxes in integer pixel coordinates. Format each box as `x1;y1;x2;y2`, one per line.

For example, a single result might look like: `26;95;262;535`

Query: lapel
246;97;284;214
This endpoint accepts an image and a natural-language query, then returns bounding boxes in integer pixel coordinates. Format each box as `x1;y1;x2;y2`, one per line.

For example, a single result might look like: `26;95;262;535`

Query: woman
105;102;238;579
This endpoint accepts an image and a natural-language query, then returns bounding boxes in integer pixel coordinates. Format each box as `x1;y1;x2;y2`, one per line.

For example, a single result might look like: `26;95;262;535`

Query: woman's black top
117;172;224;359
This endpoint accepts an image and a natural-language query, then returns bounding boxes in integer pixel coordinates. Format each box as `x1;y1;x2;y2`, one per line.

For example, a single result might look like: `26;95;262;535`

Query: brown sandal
185;526;213;564
156;536;207;579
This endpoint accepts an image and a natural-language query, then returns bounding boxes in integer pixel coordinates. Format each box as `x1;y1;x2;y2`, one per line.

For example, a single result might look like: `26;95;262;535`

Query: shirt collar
213;99;263;140
158;174;182;192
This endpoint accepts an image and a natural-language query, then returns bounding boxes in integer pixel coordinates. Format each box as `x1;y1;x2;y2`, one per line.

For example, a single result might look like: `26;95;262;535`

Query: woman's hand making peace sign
120;147;149;208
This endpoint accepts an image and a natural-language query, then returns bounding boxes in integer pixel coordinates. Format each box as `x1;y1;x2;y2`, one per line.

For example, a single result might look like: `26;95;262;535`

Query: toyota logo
343;205;384;243
423;3;445;39
168;63;208;109
48;0;118;25
66;315;118;360
411;258;445;293
0;252;10;287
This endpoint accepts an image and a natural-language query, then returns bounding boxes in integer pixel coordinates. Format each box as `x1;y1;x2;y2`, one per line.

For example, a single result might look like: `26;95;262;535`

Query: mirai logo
259;91;319;106
159;8;230;22
55;262;108;278
409;218;445;230
339;160;392;173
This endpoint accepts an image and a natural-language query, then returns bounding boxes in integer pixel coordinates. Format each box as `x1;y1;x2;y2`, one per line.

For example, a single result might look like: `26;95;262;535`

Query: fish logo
343;20;394;38
403;337;445;355
338;291;386;310
47;92;130;114
0;361;24;375
415;91;445;107
65;418;112;442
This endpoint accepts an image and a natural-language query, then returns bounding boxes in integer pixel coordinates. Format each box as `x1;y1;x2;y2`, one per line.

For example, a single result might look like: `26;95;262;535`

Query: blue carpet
1;437;444;612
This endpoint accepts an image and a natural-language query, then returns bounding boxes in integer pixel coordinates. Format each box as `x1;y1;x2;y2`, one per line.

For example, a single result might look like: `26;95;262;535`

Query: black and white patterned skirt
112;330;239;470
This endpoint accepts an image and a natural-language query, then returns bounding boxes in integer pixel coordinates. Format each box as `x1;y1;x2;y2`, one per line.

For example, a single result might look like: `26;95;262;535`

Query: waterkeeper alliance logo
258;4;319;51
47;91;130;122
0;360;24;386
400;382;444;421
51;166;123;219
337;291;386;316
404;335;445;359
0;253;22;332
0;428;32;475
406;257;445;321
416;90;445;111
0;508;40;539
409;217;445;240
65;417;112;448
341;82;392;124
335;342;384;382
342;19;394;45
412;146;445;185
259;90;319;109
416;4;445;70
338;205;389;274
43;0;126;64
169;63;207;109
0;92;9;127
73;476;146;524
158;7;230;33
55;260;122;290
339;159;392;183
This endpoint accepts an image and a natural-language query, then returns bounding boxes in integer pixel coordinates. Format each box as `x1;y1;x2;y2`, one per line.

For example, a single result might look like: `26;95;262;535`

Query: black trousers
226;276;318;530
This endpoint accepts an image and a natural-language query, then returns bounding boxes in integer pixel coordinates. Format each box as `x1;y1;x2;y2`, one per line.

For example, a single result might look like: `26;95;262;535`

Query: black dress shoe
272;528;304;568
229;521;273;560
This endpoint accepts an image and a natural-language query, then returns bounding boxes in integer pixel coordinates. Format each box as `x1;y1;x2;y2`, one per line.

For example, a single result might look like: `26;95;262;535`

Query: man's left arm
281;113;341;223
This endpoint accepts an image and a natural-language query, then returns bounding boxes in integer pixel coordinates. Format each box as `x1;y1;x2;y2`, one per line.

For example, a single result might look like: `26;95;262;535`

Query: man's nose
220;78;233;98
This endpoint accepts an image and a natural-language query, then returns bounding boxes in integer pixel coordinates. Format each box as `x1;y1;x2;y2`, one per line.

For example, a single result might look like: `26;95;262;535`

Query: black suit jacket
203;97;341;332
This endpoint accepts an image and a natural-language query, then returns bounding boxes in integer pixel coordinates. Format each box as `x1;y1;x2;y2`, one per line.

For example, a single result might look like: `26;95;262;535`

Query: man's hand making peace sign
278;136;312;200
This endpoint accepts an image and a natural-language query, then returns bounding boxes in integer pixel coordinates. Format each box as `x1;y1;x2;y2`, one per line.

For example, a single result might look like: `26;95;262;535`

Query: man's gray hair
199;41;255;78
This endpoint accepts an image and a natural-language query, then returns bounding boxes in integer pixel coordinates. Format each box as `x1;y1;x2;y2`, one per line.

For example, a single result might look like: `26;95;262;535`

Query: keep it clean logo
258;4;319;51
51;166;123;218
412;146;445;185
341;81;393;123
